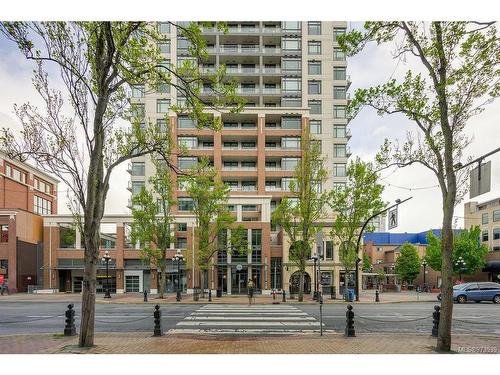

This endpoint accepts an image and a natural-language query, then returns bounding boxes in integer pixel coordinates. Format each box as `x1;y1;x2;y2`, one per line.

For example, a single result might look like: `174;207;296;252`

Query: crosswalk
167;304;326;336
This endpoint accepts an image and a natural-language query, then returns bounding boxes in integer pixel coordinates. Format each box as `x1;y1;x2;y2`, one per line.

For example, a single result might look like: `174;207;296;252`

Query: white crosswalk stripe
168;304;327;336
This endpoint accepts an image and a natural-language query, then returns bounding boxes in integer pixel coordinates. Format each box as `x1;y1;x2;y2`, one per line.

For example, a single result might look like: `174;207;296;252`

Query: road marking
183;316;316;321
177;321;322;326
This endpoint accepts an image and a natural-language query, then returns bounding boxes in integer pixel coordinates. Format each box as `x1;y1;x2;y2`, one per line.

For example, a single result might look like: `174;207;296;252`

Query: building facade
464;198;500;282
0;152;59;292
126;21;352;295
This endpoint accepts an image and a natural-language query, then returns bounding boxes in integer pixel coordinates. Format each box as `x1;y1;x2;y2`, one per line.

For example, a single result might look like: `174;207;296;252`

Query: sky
0;21;499;234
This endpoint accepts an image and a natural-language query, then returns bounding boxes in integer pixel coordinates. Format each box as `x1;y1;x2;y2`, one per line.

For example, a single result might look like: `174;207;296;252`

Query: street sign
388;206;398;230
315;231;323;256
236;264;242;271
470;161;491;198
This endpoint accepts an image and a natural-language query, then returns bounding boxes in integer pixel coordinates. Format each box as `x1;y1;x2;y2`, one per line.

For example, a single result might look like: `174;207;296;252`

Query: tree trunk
298;270;304;302
158;265;165;299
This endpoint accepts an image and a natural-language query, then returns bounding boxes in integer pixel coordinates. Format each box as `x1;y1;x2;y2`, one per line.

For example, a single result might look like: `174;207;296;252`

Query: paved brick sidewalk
2;332;492;354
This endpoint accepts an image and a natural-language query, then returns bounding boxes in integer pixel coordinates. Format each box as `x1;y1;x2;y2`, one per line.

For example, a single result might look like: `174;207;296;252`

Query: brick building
0;151;59;292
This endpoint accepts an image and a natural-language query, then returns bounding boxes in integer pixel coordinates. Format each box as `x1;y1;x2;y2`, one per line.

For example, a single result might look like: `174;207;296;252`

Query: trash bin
216;288;222;298
347;288;355;302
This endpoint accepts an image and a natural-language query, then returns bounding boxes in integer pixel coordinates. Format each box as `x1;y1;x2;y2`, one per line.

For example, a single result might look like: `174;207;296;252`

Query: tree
340;21;499;351
130;158;175;299
0;21;242;347
271;127;330;302
395;242;421;285
362;252;372;272
329;158;385;293
181;158;247;294
425;226;489;276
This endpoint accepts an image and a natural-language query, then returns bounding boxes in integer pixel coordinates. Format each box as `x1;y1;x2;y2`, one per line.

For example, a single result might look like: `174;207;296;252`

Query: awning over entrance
482;260;500;272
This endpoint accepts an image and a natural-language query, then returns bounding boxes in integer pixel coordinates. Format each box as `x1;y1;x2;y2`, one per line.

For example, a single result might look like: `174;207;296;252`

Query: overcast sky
1;22;499;233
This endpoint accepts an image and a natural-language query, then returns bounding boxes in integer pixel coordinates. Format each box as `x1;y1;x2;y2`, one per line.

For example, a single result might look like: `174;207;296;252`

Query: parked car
437;282;500;303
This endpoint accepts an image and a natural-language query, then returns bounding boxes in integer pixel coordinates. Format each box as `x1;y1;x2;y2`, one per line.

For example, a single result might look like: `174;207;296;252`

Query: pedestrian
247;279;255;305
0;280;7;296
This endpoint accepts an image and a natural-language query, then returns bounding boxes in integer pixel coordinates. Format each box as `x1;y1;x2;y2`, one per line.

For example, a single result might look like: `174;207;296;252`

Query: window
334;67;346;80
281;116;301;129
178;157;198;169
282;158;300;170
125;275;140;293
334;144;347;157
282;38;301;52
131;181;145;196
178;117;196;128
333;28;346;41
59;225;76;248
494;228;500;241
494;246;500;252
131;85;145;98
310;120;322;134
241;142;256;149
309;100;322;114
157;119;168;133
178;198;194;211
177;38;192;53
308;60;321;75
334;125;347;138
6;165;26;184
326;241;334;260
282;177;297;191
282;58;301;73
34;195;52;215
482;230;489;242
308;80;321;94
178;137;198;149
282;78;301;93
494;210;500;222
281;97;302;107
334;105;347;118
241;181;257;191
242;205;257;212
156;99;170;113
0;225;8;242
482;213;489;224
176;237;187;249
333;48;346;61
158;40;171;54
308;21;321;35
334;182;346;191
282;21;301;31
282;137;301;149
308;41;321;55
334;86;347;99
333;163;347;177
158;22;170;34
131;162;145;176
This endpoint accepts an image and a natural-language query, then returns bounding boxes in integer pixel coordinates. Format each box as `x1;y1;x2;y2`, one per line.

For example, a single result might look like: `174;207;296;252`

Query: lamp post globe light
455;256;466;281
101;250;112;299
173;249;184;302
421;259;428;289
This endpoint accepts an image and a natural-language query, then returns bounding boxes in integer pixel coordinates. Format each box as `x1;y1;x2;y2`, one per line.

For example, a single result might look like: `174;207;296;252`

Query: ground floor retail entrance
216;265;263;295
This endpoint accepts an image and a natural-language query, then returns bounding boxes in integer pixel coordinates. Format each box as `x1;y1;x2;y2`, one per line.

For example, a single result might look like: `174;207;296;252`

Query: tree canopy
395;242;421;284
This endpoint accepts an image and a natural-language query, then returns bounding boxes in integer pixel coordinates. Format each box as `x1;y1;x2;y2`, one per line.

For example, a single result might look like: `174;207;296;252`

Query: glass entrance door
231;268;248;295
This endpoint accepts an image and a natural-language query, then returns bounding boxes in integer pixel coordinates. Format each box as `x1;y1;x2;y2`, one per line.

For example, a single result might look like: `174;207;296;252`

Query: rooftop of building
363;230;442;246
0;151;60;184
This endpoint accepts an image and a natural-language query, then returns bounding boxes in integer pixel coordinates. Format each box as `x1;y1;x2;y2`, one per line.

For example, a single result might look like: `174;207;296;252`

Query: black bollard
144;290;148;302
208;289;212;302
432;305;440;337
375;290;380;302
64;303;76;336
344;304;355;337
282;290;286;303
153;304;162;336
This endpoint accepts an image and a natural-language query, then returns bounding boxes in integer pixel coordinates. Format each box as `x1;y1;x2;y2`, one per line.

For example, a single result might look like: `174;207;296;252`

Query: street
1;301;498;336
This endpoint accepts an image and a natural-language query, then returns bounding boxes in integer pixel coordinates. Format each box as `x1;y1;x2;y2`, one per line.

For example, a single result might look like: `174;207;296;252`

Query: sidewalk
0;290;439;304
1;332;498;354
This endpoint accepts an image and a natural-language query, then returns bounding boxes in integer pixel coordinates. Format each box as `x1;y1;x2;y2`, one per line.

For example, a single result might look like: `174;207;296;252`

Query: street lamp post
354;197;413;301
173;249;184;302
455;256;466;281
421;259;428;290
101;250;111;299
311;255;318;300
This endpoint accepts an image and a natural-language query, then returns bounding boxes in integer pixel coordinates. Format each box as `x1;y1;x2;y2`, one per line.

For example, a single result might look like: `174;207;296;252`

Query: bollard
64;303;76;336
208;289;212;302
144;289;148;302
344;304;355;337
432;305;440;337
153;304;162;336
375;290;380;302
282;290;286;302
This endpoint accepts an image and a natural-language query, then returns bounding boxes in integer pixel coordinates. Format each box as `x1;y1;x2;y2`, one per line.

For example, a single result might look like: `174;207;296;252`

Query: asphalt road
0;301;498;336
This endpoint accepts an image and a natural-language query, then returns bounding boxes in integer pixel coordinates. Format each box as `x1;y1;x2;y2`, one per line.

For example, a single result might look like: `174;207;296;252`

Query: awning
482;260;500;272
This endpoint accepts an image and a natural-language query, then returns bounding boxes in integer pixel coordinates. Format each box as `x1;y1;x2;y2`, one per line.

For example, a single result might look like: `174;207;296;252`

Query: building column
227;266;232;295
7;214;17;292
257;115;266;194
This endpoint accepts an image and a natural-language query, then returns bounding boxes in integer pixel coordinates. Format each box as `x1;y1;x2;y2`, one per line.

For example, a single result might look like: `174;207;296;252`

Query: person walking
0;280;7;296
247;279;255;305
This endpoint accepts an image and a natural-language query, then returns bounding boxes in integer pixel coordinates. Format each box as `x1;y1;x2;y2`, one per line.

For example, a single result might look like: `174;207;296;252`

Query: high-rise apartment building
128;21;352;295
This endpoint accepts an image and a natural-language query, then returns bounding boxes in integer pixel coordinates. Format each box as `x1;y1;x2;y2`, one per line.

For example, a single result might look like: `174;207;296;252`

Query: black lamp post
173;249;184;302
455;256;466;281
101;250;111;299
421;259;428;289
311;254;318;300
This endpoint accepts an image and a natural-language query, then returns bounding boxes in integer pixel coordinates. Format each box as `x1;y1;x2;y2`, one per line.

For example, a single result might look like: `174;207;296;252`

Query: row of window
481;228;500;242
481;210;500;224
33;195;52;215
4;164;27;184
34;178;52;194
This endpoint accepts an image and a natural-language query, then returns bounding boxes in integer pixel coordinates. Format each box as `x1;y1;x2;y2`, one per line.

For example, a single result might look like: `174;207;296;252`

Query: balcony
222;166;257;171
229;186;257;192
262;87;281;95
261;47;281;55
222;144;257;151
262;27;283;34
223;123;257;130
262;67;282;74
226;66;260;75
